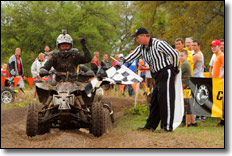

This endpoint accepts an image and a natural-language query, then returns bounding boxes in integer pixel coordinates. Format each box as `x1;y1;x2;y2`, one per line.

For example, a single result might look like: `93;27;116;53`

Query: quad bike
26;69;114;137
1;77;16;104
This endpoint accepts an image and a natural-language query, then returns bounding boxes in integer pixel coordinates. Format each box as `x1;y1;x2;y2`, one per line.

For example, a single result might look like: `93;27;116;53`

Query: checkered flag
106;65;143;85
84;65;143;97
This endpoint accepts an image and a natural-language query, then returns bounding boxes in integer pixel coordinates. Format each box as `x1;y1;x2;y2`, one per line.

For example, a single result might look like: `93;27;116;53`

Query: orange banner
1;77;6;88
13;77;21;87
131;83;137;92
42;77;50;81
27;77;34;88
120;85;125;92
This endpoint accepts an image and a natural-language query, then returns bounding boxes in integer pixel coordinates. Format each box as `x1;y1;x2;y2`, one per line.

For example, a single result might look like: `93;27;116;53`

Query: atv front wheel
26;102;38;137
91;101;104;137
103;107;113;133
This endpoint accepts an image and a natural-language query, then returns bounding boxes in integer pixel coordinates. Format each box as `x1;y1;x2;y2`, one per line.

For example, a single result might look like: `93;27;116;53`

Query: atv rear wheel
91;101;104;137
1;88;15;104
26;102;38;137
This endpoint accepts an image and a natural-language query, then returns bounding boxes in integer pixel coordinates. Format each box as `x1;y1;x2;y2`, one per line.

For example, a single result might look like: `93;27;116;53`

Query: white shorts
16;76;24;88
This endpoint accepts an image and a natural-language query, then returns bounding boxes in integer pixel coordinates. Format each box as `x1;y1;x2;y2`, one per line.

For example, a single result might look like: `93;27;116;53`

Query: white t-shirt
209;54;216;67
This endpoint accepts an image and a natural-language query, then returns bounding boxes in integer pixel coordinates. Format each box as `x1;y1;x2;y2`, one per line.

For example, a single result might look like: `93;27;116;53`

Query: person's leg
144;83;161;130
128;85;134;96
159;69;175;131
17;76;24;102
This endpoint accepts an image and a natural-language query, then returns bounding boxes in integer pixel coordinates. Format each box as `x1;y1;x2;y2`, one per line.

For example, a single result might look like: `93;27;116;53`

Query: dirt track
1;96;223;148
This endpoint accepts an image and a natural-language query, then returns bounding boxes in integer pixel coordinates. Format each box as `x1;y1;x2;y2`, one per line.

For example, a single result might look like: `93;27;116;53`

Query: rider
40;30;92;81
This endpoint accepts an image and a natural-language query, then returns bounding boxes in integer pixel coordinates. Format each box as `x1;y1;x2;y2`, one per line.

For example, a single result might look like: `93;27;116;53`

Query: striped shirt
124;38;179;74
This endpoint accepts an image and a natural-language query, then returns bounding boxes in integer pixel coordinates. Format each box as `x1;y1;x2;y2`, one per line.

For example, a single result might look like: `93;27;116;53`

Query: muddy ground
1;96;223;148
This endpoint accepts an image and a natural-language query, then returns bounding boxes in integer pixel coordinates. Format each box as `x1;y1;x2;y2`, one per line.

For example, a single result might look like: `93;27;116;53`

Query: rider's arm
76;44;92;64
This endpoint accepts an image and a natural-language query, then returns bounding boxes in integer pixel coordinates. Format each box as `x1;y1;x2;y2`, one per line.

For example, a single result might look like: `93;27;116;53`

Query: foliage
124;104;149;116
1;1;122;76
132;1;224;68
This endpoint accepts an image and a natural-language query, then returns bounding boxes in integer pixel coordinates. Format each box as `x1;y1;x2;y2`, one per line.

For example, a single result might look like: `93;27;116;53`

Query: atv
1;77;16;104
26;69;114;137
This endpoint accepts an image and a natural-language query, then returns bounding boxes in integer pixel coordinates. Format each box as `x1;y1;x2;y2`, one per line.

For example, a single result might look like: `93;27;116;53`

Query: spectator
31;53;46;99
44;45;50;59
94;51;101;66
144;62;153;90
124;49;138;96
101;54;112;95
31;53;46;78
209;39;224;78
210;40;224;78
175;38;194;74
112;54;119;66
192;40;204;78
179;50;198;127
1;62;10;78
185;37;194;55
192;40;206;121
8;48;25;102
119;54;124;60
138;58;146;90
101;54;111;71
91;56;99;75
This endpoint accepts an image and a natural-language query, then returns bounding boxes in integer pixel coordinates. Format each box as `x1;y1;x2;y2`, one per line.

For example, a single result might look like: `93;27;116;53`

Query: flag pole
134;70;141;107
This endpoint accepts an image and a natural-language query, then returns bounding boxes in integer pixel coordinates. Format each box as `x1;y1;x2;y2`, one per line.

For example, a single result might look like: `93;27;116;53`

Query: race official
118;27;179;132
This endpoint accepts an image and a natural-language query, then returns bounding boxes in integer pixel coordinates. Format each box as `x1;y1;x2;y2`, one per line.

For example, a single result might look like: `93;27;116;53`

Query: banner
187;77;224;118
173;69;184;130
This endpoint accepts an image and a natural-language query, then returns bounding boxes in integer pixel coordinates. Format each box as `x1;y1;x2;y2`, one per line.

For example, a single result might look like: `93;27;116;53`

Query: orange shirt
212;52;224;78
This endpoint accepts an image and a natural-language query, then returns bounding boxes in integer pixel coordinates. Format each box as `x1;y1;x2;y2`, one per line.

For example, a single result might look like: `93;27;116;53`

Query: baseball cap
119;54;124;58
210;40;221;46
131;27;149;37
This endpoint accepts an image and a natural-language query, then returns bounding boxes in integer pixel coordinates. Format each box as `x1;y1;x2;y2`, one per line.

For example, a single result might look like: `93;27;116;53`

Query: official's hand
173;67;179;76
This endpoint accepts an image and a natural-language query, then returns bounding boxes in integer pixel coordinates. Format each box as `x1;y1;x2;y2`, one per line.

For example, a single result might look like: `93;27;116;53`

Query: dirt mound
1;96;146;148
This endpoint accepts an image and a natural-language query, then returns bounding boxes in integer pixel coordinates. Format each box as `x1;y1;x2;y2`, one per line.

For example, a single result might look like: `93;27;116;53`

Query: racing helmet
56;30;73;51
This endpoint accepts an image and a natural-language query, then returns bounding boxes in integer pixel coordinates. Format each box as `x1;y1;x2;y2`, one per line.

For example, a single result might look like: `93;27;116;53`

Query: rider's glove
79;38;86;46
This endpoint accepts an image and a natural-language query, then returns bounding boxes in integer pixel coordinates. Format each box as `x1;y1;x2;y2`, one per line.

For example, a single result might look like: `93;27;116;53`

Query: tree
132;1;224;68
1;1;122;76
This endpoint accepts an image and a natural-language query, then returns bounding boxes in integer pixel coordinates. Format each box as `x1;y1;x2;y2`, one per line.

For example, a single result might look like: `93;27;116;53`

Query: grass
113;114;224;148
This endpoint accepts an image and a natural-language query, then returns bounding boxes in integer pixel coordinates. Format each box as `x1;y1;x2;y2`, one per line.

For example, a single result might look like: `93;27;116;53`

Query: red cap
210;40;221;46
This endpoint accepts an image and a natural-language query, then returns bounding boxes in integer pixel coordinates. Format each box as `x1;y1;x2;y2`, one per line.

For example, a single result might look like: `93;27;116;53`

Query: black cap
131;27;149;37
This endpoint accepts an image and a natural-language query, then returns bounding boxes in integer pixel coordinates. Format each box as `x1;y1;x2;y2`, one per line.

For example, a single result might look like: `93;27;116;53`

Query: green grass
114;114;224;148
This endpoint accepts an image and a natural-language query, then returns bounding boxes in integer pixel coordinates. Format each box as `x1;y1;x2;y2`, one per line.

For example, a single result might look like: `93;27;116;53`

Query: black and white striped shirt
124;38;179;74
